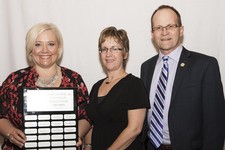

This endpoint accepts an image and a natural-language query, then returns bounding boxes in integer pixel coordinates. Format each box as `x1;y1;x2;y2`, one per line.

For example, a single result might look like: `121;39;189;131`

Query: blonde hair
26;22;63;65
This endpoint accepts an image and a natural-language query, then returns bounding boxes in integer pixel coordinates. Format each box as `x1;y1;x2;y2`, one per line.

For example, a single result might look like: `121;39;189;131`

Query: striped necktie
150;56;169;148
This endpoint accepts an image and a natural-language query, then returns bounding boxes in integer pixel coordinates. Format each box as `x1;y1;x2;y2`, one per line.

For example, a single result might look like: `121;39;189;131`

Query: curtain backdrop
0;0;225;149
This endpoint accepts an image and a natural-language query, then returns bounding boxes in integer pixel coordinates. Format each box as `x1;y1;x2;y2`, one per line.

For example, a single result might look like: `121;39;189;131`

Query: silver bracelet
84;144;92;147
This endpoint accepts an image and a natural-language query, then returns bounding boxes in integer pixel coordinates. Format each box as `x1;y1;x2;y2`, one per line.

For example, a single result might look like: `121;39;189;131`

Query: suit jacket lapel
170;48;191;104
146;56;158;95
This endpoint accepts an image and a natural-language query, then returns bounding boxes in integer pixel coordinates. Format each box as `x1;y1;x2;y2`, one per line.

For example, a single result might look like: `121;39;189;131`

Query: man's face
151;8;184;55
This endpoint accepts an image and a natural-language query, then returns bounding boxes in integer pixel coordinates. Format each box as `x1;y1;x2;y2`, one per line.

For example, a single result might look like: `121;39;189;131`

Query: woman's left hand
8;128;26;148
76;136;83;150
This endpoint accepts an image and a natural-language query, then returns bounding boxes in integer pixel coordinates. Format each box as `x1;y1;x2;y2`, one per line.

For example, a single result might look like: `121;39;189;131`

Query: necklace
105;81;110;84
36;66;58;87
105;73;127;84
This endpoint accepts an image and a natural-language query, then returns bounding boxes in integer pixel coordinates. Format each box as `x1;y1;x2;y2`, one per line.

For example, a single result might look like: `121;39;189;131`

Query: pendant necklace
105;81;110;84
105;73;127;85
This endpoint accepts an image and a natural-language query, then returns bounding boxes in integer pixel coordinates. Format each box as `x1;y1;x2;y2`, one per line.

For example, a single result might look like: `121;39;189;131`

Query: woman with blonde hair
0;22;89;149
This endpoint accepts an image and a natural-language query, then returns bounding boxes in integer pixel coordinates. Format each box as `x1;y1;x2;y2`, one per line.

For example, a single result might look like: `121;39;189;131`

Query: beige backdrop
0;0;225;149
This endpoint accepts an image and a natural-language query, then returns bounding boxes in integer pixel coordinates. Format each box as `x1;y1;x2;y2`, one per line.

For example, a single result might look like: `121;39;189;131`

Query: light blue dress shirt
148;45;183;144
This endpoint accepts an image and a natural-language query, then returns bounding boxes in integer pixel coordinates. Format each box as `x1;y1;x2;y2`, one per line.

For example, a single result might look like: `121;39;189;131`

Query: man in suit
141;5;225;150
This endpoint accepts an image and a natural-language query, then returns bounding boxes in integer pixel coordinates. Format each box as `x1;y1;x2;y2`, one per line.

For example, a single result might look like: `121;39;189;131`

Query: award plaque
23;88;78;150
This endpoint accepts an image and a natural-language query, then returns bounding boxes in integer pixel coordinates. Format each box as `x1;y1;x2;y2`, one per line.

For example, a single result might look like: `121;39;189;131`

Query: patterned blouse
0;66;89;150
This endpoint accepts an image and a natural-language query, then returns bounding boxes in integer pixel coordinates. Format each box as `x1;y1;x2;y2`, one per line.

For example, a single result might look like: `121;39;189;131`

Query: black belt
158;144;172;150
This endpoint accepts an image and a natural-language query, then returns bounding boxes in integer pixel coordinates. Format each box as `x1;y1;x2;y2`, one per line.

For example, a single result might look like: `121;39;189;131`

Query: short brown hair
98;26;129;67
151;5;182;31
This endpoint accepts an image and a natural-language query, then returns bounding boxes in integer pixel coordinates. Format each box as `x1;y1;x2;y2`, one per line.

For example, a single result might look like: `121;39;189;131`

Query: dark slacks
145;140;172;150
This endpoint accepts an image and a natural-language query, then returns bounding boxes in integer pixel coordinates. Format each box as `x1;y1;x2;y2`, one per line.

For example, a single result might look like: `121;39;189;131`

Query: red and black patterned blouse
0;66;89;150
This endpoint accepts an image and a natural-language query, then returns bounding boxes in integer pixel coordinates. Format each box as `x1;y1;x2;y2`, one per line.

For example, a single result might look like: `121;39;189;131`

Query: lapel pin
180;63;185;67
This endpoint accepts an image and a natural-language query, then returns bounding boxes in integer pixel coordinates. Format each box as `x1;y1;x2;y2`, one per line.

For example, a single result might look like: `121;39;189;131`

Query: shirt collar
158;44;183;63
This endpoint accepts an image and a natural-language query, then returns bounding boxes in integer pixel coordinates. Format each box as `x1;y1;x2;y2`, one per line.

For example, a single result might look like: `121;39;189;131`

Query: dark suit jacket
140;47;225;150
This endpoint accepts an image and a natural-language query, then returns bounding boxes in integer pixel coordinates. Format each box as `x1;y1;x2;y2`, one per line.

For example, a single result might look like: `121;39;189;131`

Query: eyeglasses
99;47;124;54
152;24;180;32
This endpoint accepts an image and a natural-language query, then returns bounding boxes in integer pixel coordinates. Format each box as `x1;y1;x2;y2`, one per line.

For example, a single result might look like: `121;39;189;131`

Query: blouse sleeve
0;72;22;126
0;78;11;119
74;74;90;121
0;67;37;128
126;77;150;110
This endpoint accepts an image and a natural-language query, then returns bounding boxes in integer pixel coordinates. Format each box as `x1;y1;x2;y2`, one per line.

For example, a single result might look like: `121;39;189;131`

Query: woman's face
100;38;127;73
32;30;59;68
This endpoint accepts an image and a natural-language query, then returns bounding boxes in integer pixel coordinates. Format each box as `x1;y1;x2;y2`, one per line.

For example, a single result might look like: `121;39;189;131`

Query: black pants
145;140;172;150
